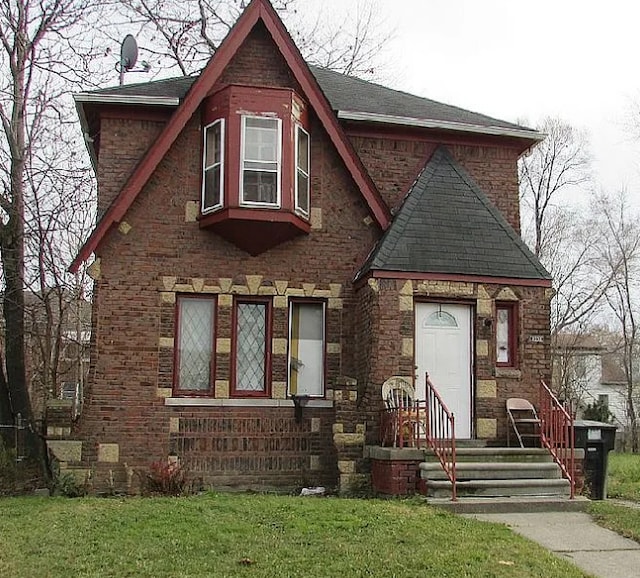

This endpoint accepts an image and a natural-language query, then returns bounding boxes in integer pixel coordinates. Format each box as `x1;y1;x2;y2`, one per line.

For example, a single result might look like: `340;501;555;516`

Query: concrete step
422;447;553;463
419;461;562;481
425;495;590;514
425;477;571;499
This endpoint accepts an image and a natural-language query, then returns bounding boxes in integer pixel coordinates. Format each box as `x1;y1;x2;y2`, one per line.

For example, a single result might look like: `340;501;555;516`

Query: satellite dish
120;35;138;71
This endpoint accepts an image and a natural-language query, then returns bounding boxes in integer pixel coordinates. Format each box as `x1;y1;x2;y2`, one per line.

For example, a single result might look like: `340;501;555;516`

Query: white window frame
201;119;225;213
287;301;325;398
294;125;310;216
240;115;282;208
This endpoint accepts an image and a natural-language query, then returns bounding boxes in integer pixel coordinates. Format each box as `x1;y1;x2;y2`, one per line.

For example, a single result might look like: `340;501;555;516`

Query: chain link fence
0;413;27;463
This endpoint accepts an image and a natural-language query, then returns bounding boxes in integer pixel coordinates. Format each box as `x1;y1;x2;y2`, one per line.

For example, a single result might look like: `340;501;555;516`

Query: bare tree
593;190;640;451
111;0;390;78
0;0;102;457
519;117;591;258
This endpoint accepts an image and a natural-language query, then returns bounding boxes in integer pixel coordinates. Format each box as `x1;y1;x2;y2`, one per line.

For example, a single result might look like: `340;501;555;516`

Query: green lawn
605;452;640;501
0;494;588;578
587;452;640;542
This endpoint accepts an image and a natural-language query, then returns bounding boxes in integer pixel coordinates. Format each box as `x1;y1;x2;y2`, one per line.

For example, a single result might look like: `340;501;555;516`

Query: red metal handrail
539;380;575;499
425;373;456;501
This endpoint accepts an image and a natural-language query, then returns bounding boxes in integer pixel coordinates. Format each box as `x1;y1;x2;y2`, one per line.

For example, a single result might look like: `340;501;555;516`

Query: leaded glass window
176;297;215;391
235;301;269;393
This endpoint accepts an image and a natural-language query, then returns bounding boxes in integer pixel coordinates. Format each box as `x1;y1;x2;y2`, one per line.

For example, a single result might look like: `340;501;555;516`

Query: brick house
68;0;552;493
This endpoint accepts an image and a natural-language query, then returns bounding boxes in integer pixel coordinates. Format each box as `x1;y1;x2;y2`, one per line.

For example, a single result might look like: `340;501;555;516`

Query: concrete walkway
465;512;640;578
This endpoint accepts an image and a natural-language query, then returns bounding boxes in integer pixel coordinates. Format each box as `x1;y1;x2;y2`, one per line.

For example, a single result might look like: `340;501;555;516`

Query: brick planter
367;446;424;496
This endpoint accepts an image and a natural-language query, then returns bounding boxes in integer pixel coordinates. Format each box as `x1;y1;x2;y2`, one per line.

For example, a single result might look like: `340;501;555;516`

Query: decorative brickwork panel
169;410;336;489
371;459;420;496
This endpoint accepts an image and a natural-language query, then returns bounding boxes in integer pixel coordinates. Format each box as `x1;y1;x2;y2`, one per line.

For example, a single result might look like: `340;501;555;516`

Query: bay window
175;296;216;392
201;119;224;212
288;301;325;397
241;116;281;206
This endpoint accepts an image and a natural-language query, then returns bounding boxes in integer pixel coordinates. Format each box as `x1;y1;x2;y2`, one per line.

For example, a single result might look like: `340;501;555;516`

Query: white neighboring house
552;333;626;429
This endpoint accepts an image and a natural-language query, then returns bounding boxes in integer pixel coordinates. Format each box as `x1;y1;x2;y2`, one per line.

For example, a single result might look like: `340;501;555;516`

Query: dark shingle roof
357;146;551;281
309;66;530;132
84;67;535;134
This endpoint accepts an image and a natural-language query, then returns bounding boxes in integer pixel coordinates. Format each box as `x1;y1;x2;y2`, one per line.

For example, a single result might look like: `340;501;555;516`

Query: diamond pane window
235;301;269;394
176;297;215;391
241;116;280;206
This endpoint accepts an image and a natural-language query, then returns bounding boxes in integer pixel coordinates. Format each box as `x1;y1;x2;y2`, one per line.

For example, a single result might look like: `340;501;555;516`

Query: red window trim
496;302;518;368
173;294;217;396
231;297;273;398
287;297;327;398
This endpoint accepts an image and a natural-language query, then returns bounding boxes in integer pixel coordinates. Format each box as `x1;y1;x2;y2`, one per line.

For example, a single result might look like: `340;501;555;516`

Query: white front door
415;302;473;438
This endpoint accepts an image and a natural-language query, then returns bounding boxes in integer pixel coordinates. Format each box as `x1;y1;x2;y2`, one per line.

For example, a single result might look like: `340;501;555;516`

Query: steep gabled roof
69;0;390;272
357;146;551;283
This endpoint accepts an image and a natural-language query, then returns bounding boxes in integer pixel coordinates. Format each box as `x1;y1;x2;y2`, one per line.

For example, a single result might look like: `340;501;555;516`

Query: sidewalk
465;512;640;578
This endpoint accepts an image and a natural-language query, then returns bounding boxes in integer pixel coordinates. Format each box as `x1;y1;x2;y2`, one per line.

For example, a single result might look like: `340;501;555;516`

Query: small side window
496;303;518;367
295;126;310;216
202;119;224;212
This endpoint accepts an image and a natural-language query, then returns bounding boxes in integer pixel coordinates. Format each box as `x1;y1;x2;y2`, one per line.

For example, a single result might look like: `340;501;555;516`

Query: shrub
53;471;87;498
143;460;188;496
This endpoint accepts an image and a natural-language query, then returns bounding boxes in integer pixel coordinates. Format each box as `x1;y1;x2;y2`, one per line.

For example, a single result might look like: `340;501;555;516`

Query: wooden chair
506;397;541;448
382;376;423;447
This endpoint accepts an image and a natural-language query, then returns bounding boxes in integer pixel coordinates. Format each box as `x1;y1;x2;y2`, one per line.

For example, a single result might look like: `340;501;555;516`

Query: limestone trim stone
218;294;233;307
476;379;497;398
328;298;343;309
215;379;230;398
219;278;232;293
118;221;132;235
274;280;289;295
496;287;519;301
162;276;177;291
165;397;333;408
274;296;287;308
184;200;199;222
246;275;263;295
160;291;176;304
477;418;497;439
217;338;231;354
310;455;321;470
157;387;173;398
98;443;119;463
272;381;287;399
402;338;413;357
192;278;205;293
476;339;489;357
310;207;322;229
169;417;180;433
87;258;101;280
272;338;287;355
327;342;341;354
311;418;321;433
159;337;174;348
399;295;413;311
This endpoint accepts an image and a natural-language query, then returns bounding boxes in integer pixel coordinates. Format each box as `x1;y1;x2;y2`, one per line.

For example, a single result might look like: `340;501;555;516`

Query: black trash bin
574;420;617;500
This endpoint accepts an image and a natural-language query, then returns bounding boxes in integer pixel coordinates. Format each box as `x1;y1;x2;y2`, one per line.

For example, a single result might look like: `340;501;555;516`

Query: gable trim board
357;146;551;285
69;0;390;273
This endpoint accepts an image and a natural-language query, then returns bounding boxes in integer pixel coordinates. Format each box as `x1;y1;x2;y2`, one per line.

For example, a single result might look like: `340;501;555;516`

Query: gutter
337;110;545;142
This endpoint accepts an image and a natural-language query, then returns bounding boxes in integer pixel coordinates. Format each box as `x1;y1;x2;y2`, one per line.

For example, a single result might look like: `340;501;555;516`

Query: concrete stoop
420;447;579;511
426;495;590;514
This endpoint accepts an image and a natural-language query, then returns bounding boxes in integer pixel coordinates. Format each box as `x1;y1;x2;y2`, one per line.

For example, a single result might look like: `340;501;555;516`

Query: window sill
495;367;522;379
164;397;333;408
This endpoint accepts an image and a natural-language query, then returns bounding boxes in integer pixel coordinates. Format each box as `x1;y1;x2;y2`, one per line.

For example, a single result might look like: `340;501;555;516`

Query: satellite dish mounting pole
119;34;139;85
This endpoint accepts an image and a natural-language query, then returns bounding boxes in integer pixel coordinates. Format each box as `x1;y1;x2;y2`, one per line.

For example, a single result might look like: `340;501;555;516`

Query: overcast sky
308;0;640;200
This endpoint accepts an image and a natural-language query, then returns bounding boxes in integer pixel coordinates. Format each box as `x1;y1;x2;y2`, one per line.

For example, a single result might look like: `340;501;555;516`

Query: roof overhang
337;110;545;143
73;93;181;173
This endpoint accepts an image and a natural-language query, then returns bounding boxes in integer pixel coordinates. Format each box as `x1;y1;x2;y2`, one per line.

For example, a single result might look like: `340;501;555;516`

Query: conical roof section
358;146;551;281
